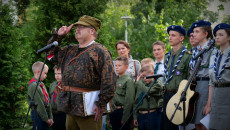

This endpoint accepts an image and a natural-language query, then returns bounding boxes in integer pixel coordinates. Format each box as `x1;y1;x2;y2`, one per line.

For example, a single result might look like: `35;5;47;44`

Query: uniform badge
195;24;197;27
176;70;181;75
118;84;122;87
172;26;175;29
218;25;221;28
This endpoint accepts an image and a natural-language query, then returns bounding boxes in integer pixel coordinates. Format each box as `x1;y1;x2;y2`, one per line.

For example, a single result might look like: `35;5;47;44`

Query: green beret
74;15;101;31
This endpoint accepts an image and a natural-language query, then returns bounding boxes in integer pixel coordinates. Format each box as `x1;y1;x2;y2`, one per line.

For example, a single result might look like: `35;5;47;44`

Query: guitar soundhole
174;103;182;111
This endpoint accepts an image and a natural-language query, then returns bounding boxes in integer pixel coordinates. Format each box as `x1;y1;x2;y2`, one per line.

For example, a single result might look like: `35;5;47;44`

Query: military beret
74;15;101;31
167;25;186;36
192;20;211;30
213;23;230;36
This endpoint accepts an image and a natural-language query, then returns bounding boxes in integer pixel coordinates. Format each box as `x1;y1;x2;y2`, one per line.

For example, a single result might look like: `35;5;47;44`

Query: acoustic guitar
166;57;201;125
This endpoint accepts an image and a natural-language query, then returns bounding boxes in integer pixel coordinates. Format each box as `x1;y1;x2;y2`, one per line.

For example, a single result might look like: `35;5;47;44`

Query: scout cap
167;25;186;36
74;15;101;31
192;20;211;30
213;23;230;36
187;23;195;37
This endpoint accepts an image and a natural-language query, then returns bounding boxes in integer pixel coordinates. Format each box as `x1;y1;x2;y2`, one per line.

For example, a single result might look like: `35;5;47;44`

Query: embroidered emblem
172;26;175;29
218;25;221;28
195;24;197;27
176;70;181;75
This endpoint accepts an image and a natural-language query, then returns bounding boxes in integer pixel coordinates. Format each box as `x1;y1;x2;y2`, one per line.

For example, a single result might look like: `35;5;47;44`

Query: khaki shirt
49;81;58;111
133;79;163;120
209;47;230;86
27;77;53;121
112;74;135;121
164;46;191;90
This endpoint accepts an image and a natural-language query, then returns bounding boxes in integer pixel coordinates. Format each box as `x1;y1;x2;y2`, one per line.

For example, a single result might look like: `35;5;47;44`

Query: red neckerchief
52;82;61;104
28;78;50;105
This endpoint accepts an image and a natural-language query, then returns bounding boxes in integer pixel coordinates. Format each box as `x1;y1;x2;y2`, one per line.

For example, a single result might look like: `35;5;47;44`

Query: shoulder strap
66;44;99;66
134;60;137;80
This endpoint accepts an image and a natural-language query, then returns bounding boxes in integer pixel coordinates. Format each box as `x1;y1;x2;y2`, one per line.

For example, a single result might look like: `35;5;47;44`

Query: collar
172;46;184;56
155;58;164;64
201;40;209;49
86;40;95;47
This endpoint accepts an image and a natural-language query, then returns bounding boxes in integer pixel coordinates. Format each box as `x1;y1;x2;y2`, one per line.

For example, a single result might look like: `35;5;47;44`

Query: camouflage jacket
48;38;116;116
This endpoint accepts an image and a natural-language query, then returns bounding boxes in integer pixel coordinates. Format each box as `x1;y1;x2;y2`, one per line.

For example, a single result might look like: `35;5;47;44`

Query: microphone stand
120;77;160;130
23;52;48;129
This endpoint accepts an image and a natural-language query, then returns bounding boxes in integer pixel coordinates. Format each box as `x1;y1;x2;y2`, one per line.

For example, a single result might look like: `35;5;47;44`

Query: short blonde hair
32;61;48;74
140;64;154;74
141;58;155;70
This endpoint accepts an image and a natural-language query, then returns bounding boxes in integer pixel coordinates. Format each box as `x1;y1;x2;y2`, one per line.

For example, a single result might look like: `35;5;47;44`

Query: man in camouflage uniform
162;25;191;130
47;15;116;130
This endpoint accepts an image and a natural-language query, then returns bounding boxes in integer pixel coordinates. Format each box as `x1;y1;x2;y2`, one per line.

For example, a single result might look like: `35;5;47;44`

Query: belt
63;86;98;92
164;89;177;93
196;77;209;81
139;109;156;114
214;83;230;88
116;106;124;109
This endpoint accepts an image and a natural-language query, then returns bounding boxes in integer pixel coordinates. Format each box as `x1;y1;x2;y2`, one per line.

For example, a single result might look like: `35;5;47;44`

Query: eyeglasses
75;25;93;30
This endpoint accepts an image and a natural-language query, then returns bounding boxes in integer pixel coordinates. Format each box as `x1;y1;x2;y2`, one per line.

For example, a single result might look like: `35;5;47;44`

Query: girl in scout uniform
190;20;217;130
209;23;230;130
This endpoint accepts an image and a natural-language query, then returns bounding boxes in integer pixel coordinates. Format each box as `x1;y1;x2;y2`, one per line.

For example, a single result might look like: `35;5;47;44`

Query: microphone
146;74;165;79
37;41;58;54
193;39;215;60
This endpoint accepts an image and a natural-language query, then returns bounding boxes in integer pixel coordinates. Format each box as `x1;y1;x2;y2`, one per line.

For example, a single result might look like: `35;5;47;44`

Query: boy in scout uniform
190;20;217;130
109;56;135;130
209;23;230;130
28;61;53;130
49;65;66;130
133;64;163;130
163;25;191;130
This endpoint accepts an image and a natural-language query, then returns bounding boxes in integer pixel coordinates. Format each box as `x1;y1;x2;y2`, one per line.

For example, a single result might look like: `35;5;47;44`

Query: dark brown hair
115;40;131;56
53;65;61;70
115;56;129;65
152;41;165;49
200;26;213;39
224;29;230;36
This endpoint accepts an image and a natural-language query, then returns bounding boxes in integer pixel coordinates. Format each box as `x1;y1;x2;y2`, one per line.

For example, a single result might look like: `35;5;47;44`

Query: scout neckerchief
214;50;230;82
52;82;61;104
164;46;186;84
28;78;50;105
190;46;199;71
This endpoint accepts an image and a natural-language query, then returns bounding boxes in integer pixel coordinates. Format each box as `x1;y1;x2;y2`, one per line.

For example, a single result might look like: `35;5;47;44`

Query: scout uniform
110;74;135;130
27;77;53;130
163;25;191;130
133;79;163;130
48;15;116;130
49;81;66;130
209;23;230;130
113;55;141;80
190;20;217;124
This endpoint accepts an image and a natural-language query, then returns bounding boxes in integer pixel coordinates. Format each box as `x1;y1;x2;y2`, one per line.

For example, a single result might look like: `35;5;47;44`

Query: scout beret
74;15;101;31
167;25;186;36
213;23;230;36
192;20;211;30
187;27;193;37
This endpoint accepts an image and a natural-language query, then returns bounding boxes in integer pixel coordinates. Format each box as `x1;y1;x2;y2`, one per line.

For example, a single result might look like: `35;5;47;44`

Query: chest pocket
116;82;127;96
176;63;186;73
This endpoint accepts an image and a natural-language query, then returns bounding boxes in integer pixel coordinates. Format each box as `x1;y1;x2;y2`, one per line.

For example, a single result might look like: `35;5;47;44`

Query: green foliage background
0;0;229;129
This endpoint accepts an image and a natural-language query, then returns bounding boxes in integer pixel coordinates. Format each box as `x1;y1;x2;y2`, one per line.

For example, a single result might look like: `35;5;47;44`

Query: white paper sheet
200;114;210;130
84;90;110;116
